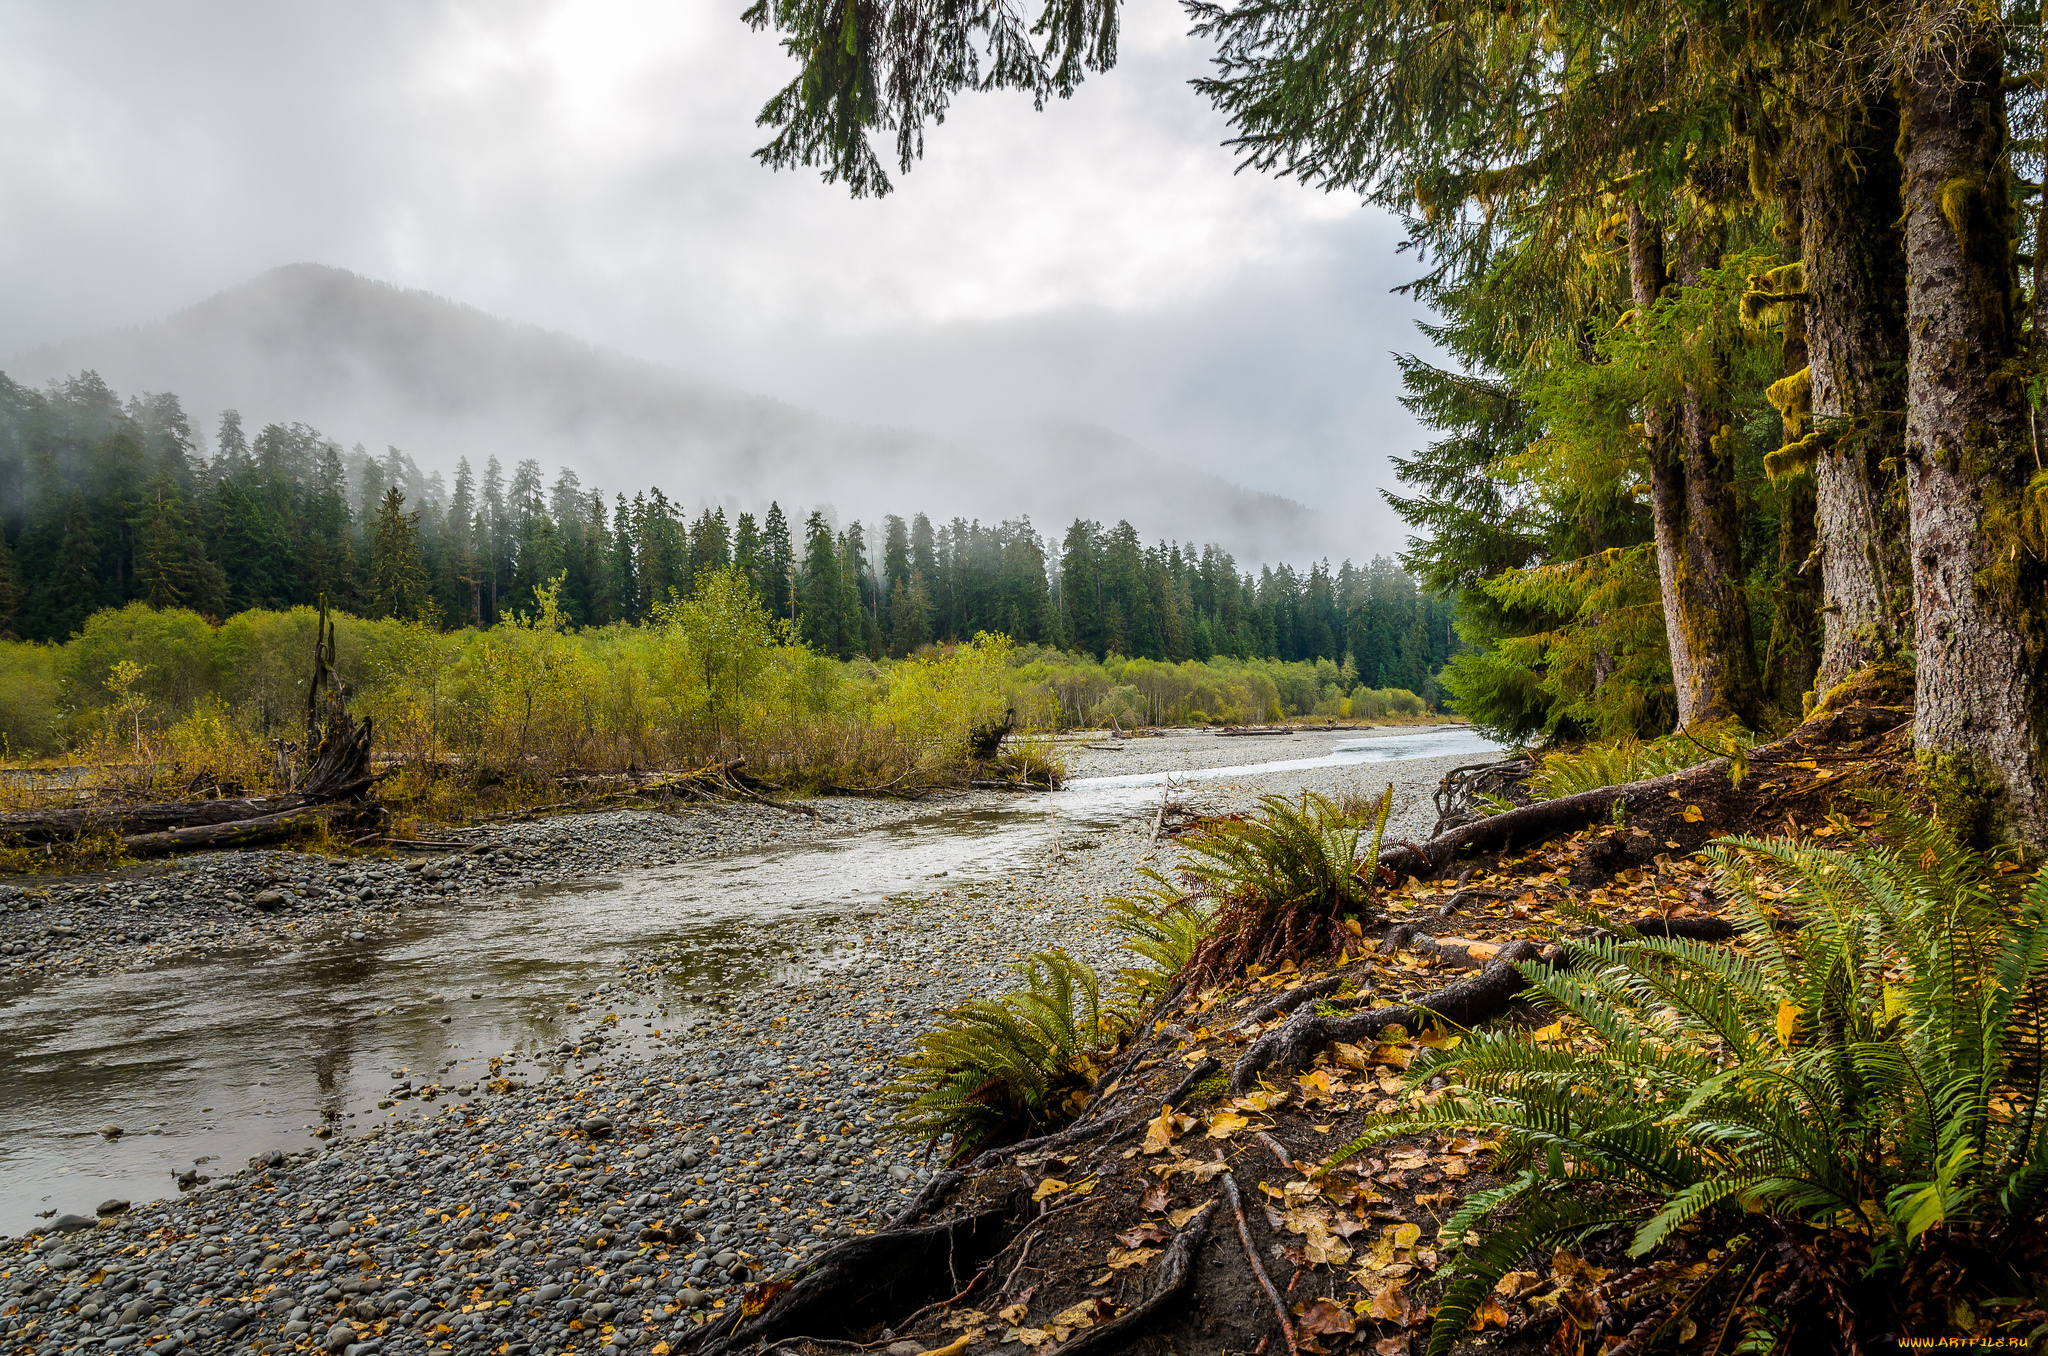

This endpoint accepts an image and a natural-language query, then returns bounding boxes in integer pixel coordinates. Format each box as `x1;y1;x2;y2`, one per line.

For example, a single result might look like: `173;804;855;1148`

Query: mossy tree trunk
1631;207;1764;730
1675;230;1764;729
1765;187;1821;712
1630;207;1696;719
1798;99;1911;693
1901;15;2048;845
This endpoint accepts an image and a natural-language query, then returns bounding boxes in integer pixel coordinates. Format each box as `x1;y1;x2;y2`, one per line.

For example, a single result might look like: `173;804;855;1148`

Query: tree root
1237;975;1348;1030
691;1201;1022;1356
1228;912;1752;1090
1058;1200;1219;1356
1218;1154;1298;1356
1231;942;1546;1093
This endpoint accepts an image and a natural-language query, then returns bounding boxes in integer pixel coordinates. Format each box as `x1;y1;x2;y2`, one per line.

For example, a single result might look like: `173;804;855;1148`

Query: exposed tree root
1229;911;1750;1090
1232;941;1546;1092
1237;975;1349;1030
691;1201;1023;1356
1058;1200;1219;1356
1218;1155;1298;1355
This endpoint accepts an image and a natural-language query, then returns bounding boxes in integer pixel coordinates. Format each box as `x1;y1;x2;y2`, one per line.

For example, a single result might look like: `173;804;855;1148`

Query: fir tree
369;487;431;622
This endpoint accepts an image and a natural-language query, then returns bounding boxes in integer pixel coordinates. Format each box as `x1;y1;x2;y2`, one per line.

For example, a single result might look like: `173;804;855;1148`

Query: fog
0;1;1435;564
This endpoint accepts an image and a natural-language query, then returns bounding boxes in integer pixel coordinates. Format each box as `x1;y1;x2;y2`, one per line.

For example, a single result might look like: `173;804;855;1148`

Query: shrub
884;950;1123;1163
1336;805;2048;1353
1515;722;1754;803
0;643;62;757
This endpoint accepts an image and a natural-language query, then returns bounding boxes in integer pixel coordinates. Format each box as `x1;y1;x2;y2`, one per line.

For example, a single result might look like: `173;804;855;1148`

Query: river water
0;726;1501;1234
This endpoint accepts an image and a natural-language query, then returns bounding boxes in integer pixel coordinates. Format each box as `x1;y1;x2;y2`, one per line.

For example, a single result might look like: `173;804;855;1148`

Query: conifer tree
369;487;431;622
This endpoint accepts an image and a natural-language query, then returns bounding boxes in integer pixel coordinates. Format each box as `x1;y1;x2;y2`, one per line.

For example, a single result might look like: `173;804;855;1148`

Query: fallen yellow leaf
916;1337;972;1356
1206;1111;1250;1139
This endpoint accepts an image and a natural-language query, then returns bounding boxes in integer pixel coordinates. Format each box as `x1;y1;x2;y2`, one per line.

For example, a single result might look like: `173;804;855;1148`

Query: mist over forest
8;264;1349;570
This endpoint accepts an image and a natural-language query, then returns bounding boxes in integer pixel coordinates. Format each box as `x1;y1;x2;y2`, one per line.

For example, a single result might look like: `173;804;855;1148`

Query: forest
0;368;1455;693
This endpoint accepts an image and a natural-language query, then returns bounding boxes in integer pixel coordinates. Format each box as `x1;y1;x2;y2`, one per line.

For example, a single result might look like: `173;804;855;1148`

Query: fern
1366;804;2048;1352
1105;877;1214;1005
883;949;1125;1163
1170;786;1392;983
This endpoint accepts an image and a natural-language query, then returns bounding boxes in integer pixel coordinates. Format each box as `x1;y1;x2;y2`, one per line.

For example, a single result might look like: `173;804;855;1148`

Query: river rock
50;1212;96;1232
97;1197;130;1215
252;891;287;911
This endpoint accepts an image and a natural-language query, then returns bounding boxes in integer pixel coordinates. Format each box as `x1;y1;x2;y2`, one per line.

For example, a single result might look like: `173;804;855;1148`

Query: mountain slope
8;265;1343;563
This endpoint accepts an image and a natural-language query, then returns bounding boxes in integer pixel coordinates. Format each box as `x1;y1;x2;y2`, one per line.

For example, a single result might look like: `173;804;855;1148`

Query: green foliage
1170;787;1392;980
1330;807;2048;1353
883;949;1123;1163
1105;888;1215;1005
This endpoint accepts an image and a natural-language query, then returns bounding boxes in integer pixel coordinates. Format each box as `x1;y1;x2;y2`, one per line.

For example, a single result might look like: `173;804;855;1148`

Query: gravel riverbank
0;726;1494;1356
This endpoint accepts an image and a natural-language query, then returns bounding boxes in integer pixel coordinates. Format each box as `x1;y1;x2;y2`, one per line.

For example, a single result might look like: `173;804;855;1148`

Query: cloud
0;0;1434;554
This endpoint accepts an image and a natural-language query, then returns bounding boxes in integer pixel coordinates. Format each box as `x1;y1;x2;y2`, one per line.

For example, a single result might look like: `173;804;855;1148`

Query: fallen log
1377;702;1910;881
0;795;319;844
1378;763;1731;880
1215;725;1300;737
120;806;342;858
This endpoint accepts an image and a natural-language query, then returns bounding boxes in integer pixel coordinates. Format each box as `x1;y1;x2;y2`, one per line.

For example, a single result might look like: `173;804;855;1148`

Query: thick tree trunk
1901;18;2048;845
1675;232;1764;728
1765;191;1822;711
1631;208;1761;729
1800;99;1911;692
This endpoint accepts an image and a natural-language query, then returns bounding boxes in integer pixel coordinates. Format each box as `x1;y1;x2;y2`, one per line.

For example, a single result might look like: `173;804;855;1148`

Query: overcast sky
0;0;1436;548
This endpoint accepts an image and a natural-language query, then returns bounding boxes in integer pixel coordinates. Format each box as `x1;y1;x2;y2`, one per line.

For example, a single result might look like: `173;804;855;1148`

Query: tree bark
1631;207;1762;729
1900;14;2048;846
1630;207;1697;715
1675;230;1764;728
1799;97;1911;692
1765;187;1822;712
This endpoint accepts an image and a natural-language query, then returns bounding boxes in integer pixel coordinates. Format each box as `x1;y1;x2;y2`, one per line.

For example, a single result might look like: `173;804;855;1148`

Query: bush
0;643;61;756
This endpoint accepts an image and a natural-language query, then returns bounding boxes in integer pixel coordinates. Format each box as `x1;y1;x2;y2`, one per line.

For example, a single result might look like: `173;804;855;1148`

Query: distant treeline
0;371;1457;691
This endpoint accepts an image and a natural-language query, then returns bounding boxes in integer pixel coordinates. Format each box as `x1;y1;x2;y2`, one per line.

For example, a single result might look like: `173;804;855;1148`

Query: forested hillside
0;369;1454;690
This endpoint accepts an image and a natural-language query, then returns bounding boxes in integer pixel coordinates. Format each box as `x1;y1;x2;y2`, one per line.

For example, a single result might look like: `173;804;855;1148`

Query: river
0;725;1502;1234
